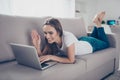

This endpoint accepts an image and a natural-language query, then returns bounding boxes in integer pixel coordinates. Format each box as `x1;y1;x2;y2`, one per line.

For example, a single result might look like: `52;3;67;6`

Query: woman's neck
56;36;62;48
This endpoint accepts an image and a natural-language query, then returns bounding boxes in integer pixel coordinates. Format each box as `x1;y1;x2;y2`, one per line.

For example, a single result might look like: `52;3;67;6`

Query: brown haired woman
31;11;109;64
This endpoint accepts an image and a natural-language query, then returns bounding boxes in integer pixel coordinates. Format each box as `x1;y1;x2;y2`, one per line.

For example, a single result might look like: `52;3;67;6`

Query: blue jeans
78;27;109;52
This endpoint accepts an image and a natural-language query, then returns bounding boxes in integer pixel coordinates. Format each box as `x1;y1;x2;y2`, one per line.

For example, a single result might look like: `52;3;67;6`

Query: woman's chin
48;41;54;44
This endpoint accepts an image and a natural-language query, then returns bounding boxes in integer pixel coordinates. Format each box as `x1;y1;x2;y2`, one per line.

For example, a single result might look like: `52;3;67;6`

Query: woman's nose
45;34;50;39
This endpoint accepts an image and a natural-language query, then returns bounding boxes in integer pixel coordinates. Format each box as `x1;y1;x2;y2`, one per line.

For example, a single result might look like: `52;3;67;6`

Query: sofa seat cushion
79;48;116;72
0;59;86;80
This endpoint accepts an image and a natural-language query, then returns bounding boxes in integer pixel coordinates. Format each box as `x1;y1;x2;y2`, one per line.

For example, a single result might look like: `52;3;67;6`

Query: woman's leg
97;27;109;44
89;27;109;52
90;11;105;38
90;11;109;51
90;26;98;38
91;11;109;43
90;27;109;43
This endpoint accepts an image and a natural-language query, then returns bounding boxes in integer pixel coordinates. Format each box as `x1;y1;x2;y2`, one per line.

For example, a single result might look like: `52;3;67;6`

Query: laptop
10;43;57;70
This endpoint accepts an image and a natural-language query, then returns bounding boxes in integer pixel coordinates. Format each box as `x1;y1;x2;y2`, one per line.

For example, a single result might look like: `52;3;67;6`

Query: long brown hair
43;18;63;55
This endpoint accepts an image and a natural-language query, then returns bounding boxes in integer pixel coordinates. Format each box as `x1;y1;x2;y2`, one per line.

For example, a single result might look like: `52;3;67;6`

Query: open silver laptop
10;43;57;70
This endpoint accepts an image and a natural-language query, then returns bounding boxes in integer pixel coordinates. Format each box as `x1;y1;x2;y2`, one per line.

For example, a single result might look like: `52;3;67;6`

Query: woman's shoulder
63;31;74;36
62;31;78;47
63;30;77;41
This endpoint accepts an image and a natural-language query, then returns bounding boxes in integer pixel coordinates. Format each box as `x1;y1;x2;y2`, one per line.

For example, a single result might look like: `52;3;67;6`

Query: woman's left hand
39;55;52;63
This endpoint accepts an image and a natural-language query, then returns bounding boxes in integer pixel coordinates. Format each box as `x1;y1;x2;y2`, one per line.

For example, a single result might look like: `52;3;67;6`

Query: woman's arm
31;30;48;56
40;43;75;64
35;45;48;56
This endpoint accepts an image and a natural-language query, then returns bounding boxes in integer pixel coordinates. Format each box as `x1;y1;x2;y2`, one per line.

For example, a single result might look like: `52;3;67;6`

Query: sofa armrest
107;33;117;48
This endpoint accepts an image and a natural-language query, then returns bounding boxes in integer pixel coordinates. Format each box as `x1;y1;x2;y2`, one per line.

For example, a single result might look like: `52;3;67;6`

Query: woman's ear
58;32;61;37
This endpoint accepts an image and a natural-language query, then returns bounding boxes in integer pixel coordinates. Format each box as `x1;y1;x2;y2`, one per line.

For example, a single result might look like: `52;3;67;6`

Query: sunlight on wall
11;0;75;18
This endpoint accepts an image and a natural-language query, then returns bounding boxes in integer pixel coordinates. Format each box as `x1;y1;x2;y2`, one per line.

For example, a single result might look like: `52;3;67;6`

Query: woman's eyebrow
43;31;53;33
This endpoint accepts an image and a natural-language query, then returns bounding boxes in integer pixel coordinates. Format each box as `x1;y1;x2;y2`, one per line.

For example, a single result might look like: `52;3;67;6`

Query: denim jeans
78;27;109;52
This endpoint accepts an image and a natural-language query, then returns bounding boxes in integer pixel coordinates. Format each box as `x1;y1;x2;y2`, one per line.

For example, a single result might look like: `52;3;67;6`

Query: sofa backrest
0;14;87;63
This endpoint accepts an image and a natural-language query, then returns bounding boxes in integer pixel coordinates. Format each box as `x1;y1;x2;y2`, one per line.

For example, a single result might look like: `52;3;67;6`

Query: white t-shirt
60;31;93;55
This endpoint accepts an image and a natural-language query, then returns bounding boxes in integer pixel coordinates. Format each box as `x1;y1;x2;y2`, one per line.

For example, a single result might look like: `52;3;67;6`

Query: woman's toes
93;15;99;23
99;11;105;22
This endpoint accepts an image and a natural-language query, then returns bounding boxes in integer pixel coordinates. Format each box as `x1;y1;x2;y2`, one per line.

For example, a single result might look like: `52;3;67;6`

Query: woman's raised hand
31;30;41;48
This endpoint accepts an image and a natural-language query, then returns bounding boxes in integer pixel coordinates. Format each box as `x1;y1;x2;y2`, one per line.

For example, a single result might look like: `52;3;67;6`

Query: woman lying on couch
31;11;109;64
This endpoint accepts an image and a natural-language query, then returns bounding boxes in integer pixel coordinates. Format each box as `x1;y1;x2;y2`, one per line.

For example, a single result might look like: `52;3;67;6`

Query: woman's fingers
38;35;41;44
31;29;41;46
39;55;51;63
31;30;39;40
31;30;36;39
40;56;47;63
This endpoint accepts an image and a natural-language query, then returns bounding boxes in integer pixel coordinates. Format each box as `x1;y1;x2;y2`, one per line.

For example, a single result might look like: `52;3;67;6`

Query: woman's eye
44;32;47;34
49;32;53;34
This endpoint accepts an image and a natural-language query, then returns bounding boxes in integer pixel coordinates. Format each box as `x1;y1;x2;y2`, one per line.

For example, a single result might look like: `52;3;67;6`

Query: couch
0;14;119;80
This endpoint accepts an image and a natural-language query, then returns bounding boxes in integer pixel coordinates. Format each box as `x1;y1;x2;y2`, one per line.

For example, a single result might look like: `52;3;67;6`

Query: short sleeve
63;31;78;47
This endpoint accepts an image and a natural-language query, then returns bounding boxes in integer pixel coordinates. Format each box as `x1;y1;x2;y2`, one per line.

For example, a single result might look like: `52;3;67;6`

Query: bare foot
93;11;106;27
93;14;99;24
99;11;105;23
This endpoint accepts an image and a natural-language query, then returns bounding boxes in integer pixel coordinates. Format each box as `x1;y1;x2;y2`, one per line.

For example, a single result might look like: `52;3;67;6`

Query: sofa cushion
80;48;116;72
58;17;87;38
0;59;86;80
0;15;46;62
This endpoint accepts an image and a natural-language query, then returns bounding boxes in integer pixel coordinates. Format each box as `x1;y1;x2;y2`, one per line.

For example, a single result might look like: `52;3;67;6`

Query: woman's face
43;25;60;44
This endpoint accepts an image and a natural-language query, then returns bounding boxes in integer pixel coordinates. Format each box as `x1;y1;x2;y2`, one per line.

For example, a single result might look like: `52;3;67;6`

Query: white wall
0;0;75;18
75;0;120;27
97;0;120;20
1;0;119;24
11;0;75;18
0;0;12;15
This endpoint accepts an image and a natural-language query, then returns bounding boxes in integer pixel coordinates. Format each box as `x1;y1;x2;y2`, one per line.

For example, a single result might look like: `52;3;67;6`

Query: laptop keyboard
41;63;49;68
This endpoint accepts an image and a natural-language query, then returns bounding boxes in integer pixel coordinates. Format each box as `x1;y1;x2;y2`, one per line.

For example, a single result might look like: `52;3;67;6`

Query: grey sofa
0;14;119;80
